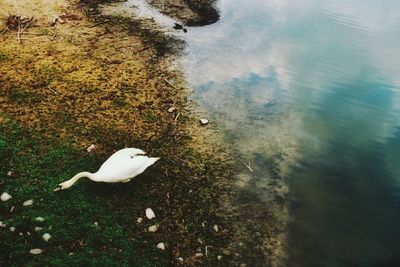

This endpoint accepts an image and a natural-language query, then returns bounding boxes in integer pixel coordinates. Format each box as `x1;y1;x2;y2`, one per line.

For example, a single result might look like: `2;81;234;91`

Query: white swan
54;148;159;191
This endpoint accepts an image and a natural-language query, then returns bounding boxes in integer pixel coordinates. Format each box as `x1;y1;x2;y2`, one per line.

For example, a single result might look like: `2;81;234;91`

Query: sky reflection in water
182;0;400;265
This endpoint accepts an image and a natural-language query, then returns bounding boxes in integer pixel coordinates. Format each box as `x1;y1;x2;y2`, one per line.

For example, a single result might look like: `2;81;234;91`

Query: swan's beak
53;185;63;192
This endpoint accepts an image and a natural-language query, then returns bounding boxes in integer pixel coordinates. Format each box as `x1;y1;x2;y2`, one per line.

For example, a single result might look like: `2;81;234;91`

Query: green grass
0;121;167;266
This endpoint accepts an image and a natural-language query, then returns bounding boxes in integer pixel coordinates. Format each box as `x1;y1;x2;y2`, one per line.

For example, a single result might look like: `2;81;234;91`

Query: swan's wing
96;155;159;182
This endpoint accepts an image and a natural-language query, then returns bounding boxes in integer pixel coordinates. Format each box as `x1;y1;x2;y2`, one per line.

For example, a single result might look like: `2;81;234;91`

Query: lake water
180;0;400;266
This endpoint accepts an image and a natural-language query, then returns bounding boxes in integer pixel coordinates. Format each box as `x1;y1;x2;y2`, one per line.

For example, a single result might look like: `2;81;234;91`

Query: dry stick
174;112;181;121
48;86;58;95
241;160;254;173
164;78;176;88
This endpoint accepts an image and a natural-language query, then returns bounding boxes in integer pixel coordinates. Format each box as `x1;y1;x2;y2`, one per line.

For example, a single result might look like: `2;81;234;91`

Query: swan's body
54;148;159;191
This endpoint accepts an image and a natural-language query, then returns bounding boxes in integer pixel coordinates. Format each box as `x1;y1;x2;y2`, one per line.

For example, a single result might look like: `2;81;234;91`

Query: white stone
148;225;158;232
156;242;165;250
35;217;45;222
195;253;204;257
86;144;96;152
23;199;33;206
213;224;219;232
27;232;31;236
19;232;23;236
136;217;143;223
9;227;15;232
7;171;13;176
35;227;43;232
177;257;184;263
94;221;98;227
10;206;15;212
0;221;6;227
199;118;209;125
217;255;222;260
29;248;43;255
167;107;176;113
1;192;12;201
42;233;51;242
145;208;155;220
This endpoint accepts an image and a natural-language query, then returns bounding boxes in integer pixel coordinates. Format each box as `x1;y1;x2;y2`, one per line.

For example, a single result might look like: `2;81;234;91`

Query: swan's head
53;180;74;192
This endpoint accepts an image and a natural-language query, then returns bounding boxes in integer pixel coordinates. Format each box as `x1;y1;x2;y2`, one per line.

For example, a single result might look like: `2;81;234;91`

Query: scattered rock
167;106;176;113
10;206;15;212
145;208;155;220
201;222;205;228
195;253;204;258
217;255;222;260
177;257;184;263
7;171;14;176
0;221;6;228
42;233;51;242
94;221;98;227
35;217;45;222
19;232;23;236
199;118;209;125
137;217;143;224
148;225;158;232
23;199;33;206
29;248;43;255
240;263;247;267
68;252;74;256
9;226;15;232
213;224;219;232
1;192;12;201
34;227;43;232
156;242;165;250
86;144;96;152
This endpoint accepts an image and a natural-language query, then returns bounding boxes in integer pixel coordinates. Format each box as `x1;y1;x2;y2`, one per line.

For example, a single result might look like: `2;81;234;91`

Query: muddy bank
0;0;238;266
146;0;219;26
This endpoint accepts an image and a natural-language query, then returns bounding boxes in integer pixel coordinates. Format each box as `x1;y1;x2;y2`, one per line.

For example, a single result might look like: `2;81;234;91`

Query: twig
174;112;180;121
48;86;58;95
164;78;175;88
241;160;253;173
205;246;213;256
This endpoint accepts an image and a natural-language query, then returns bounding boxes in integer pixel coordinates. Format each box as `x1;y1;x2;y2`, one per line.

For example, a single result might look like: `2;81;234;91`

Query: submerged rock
145;208;155;220
1;192;12;202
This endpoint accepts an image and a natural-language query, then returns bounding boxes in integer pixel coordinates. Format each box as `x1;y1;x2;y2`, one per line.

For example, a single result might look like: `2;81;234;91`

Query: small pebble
148;225;158;232
1;192;12;202
27;232;31;236
201;222;205;228
94;221;98;227
86;144;96;152
29;248;43;255
156;242;165;250
240;264;247;267
10;206;15;212
68;252;74;256
7;171;13;176
42;233;51;242
167;106;176;113
9;227;15;232
19;232;23;236
136;217;143;224
177;257;184;263
195;253;204;258
145;208;155;220
217;255;222;260
35;217;45;222
213;224;219;232
35;227;43;232
0;221;6;228
23;199;33;206
199;118;209;125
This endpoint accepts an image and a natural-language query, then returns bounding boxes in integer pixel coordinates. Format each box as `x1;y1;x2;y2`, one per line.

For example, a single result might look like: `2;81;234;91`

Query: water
180;0;400;266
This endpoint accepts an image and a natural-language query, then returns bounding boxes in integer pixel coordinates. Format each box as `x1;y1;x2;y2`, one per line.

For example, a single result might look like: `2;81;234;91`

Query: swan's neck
64;171;96;188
